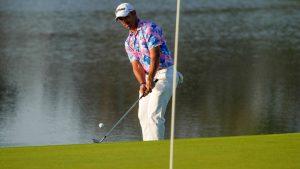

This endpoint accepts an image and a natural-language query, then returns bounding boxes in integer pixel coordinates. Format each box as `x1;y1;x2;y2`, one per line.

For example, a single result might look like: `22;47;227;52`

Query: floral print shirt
125;20;173;73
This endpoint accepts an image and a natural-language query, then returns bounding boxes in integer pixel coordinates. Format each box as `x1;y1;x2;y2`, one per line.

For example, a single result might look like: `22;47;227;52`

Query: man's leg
138;66;182;141
138;80;172;141
138;93;150;140
145;69;175;140
147;89;172;140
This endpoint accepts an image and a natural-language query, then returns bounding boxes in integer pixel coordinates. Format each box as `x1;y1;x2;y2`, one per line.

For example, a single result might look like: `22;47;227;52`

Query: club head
92;138;100;143
92;136;107;143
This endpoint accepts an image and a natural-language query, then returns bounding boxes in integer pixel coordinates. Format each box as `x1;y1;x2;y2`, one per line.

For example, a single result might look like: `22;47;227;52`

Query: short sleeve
144;23;163;49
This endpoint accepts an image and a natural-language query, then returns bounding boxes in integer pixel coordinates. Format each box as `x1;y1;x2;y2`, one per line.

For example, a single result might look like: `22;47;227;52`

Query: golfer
115;3;183;141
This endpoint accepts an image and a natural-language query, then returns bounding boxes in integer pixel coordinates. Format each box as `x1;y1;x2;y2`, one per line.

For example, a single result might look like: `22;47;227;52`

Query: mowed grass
0;133;299;169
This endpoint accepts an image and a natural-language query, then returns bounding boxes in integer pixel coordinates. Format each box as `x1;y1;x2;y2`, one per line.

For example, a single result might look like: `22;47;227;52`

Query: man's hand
145;80;154;95
139;83;147;96
140;79;158;97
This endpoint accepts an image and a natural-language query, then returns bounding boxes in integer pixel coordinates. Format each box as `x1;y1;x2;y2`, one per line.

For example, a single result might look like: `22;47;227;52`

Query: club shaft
99;79;158;143
100;96;142;142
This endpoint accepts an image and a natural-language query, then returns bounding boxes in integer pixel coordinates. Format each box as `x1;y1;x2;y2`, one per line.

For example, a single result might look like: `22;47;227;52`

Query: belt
157;66;173;73
145;66;173;74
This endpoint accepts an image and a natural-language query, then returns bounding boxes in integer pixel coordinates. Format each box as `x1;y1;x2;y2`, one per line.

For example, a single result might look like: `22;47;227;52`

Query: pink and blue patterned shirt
125;20;174;73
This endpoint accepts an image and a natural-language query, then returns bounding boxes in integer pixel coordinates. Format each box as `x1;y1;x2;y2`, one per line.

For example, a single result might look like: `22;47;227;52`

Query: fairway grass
1;133;299;169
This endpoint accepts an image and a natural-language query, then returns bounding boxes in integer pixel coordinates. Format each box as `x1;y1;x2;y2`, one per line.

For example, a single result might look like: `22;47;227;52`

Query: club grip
139;79;159;99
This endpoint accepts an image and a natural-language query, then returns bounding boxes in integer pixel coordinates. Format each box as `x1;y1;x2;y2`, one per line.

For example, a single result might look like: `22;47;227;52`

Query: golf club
93;79;158;143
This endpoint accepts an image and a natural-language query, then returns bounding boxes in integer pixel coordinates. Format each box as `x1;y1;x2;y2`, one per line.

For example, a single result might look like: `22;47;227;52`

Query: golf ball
98;123;104;128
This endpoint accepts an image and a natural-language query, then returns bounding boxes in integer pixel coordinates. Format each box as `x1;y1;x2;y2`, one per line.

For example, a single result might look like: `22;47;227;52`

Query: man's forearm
131;60;146;84
147;46;160;82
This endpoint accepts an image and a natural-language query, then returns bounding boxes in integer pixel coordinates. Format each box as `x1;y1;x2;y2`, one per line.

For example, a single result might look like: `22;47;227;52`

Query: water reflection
0;0;300;147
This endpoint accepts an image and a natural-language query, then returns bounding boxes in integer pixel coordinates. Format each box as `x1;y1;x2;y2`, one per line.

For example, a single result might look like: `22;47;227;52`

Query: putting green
1;133;299;169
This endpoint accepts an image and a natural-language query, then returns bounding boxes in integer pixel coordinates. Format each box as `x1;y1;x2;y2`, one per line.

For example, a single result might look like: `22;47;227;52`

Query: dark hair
129;10;136;15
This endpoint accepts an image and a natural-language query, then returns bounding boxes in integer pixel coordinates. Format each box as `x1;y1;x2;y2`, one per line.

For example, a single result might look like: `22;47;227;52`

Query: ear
130;10;137;16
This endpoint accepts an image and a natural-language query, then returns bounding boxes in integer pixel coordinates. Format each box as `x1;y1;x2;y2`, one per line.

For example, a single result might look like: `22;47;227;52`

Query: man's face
117;12;136;30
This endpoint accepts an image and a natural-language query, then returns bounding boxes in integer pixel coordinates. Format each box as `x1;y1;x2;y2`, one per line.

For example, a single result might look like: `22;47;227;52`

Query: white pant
138;66;183;141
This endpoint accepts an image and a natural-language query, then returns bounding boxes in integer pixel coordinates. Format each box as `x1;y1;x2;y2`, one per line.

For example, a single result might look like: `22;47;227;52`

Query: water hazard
0;0;300;147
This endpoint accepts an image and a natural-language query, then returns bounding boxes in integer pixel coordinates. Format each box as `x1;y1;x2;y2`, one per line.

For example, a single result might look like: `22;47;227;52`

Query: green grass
1;133;300;169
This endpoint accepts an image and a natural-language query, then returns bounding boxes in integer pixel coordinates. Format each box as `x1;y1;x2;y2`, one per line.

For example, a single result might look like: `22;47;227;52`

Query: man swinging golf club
115;3;183;141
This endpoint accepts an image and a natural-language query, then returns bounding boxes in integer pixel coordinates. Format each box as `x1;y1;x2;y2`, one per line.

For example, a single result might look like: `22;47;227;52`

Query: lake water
0;0;300;147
